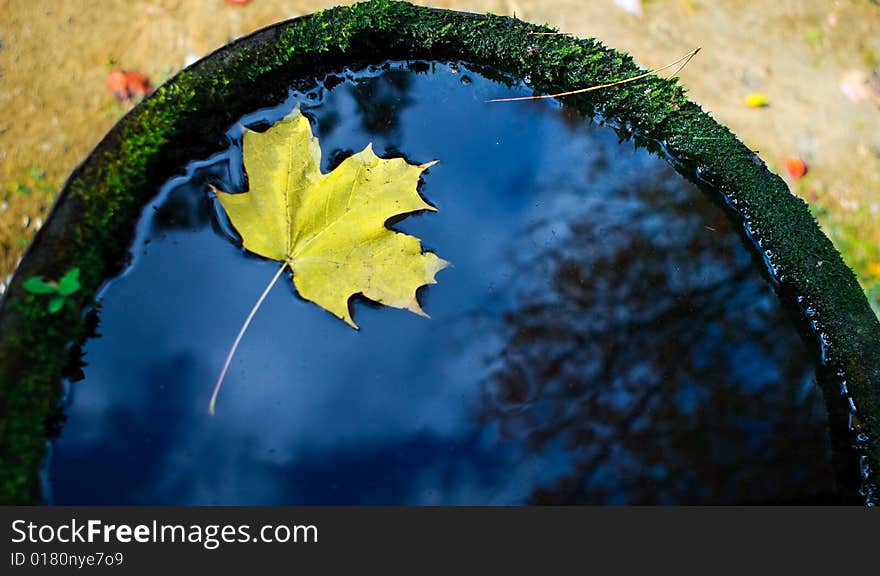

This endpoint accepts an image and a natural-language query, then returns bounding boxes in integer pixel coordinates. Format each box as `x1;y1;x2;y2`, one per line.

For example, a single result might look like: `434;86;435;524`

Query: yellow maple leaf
208;107;447;413
213;107;448;328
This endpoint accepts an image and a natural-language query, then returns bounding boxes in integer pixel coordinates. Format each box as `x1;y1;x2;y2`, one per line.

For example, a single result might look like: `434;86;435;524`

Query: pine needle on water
486;47;701;103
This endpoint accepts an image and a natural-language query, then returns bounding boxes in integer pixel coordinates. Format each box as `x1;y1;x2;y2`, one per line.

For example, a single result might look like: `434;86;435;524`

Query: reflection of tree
151;184;211;232
481;170;835;504
349;70;413;138
155;66;417;235
152;161;234;232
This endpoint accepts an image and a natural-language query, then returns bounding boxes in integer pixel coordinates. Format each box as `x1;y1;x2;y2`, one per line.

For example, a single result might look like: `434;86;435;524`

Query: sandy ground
1;0;879;310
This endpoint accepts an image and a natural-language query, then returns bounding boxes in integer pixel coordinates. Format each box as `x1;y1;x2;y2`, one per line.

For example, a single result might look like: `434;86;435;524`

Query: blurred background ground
1;0;879;311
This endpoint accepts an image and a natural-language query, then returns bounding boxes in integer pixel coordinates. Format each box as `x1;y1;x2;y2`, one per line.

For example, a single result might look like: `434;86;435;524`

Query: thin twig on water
486;47;701;103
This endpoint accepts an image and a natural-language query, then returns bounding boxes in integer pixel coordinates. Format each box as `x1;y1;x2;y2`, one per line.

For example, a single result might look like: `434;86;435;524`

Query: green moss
1;0;877;504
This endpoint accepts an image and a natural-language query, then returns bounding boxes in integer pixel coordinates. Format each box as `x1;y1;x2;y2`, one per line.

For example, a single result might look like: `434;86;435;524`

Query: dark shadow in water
480;169;833;504
349;69;413;138
48;62;835;505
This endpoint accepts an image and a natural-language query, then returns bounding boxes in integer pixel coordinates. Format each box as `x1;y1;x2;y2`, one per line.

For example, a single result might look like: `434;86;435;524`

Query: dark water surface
49;62;834;504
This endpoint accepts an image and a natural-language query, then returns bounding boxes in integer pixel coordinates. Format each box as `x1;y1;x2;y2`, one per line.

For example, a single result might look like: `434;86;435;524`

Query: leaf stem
209;262;288;415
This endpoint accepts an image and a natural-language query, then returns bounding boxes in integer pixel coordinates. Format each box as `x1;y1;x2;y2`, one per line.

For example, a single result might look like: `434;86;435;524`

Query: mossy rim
0;0;877;505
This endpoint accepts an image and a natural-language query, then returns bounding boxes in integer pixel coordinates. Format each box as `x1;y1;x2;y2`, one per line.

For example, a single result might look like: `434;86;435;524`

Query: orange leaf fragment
784;156;808;179
106;71;152;102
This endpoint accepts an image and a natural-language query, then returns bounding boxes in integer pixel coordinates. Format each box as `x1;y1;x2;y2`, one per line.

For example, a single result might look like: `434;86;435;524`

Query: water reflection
480;169;833;504
349;69;413;138
49;62;834;505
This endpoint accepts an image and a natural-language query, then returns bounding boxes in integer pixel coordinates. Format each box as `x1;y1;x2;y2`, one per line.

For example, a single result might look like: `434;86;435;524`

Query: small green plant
8;166;58;200
23;267;81;314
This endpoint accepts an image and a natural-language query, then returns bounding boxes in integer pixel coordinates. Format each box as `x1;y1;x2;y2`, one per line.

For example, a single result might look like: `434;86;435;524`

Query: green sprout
22;267;81;313
8;166;58;199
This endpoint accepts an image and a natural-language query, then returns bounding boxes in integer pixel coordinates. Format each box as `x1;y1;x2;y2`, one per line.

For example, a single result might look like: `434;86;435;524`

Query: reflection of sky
48;63;824;505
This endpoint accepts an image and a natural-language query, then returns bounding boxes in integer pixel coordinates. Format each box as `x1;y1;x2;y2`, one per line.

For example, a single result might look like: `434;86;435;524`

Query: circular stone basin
0;2;877;505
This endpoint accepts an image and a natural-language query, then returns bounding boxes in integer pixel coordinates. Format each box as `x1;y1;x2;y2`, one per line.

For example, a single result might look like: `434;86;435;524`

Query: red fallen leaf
225;0;252;5
784;156;808;179
106;71;152;102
